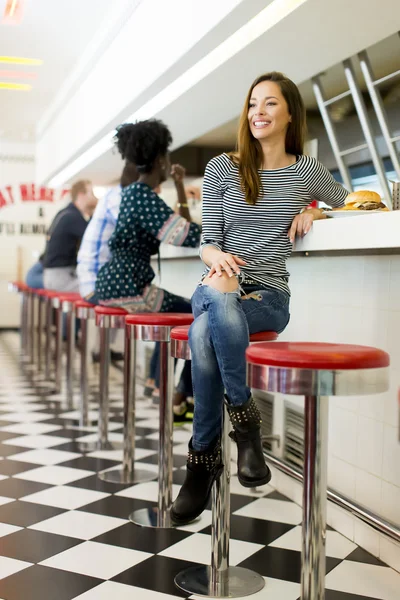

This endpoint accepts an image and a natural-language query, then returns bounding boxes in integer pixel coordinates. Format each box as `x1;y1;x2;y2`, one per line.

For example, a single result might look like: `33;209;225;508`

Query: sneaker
173;402;193;425
110;350;124;362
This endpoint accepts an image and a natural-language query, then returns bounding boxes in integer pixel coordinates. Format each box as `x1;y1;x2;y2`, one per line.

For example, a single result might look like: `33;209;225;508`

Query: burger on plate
335;190;389;211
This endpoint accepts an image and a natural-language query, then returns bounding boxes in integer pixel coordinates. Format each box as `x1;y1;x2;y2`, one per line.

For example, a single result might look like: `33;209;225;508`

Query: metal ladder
312;35;400;208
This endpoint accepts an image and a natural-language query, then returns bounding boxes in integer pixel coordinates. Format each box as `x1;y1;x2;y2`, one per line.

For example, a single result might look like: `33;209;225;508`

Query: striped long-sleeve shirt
201;153;348;296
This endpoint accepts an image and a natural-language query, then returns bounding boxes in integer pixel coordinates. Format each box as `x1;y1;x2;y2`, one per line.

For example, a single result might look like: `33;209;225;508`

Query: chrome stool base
175;565;265;598
98;467;155;485
129;507;174;529
75;440;124;454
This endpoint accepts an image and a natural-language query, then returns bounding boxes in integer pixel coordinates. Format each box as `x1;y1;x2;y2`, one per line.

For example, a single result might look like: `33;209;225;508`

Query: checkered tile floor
0;332;399;600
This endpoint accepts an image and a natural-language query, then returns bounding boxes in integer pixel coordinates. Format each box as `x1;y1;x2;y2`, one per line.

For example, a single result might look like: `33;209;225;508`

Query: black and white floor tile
0;332;399;599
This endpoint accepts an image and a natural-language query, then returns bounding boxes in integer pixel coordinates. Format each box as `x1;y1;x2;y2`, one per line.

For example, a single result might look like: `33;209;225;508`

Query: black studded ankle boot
225;395;271;488
171;437;223;526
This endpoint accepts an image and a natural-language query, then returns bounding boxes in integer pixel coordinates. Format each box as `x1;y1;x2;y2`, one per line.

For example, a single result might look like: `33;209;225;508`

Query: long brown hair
230;72;306;205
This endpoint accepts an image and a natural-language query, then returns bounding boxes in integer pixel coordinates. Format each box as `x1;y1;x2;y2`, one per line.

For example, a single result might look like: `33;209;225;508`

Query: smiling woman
171;70;349;526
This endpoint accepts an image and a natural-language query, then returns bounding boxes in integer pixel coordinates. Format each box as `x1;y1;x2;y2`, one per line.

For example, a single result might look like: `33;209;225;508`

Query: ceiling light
0;82;32;91
2;0;25;25
0;56;43;66
47;0;307;186
0;70;37;79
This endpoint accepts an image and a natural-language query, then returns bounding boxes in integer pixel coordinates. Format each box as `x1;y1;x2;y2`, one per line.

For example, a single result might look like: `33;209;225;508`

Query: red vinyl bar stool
75;300;96;431
171;325;278;598
246;342;390;600
8;281;30;358
93;306;127;451
113;313;194;528
97;310;160;486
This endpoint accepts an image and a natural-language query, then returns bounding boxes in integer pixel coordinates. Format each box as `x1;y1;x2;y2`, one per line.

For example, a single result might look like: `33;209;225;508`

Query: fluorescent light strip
0;56;43;66
0;70;37;79
7;0;19;17
0;82;31;91
48;0;307;187
2;0;24;24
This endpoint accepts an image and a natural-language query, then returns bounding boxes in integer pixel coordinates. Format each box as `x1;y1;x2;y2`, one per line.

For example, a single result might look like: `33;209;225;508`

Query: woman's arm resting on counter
288;208;326;244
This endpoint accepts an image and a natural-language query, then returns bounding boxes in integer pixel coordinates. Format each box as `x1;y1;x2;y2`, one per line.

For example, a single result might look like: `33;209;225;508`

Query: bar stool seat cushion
170;325;278;342
41;290;61;298
246;342;390;370
126;313;194;327
94;306;128;316
57;293;82;303
75;299;96;309
11;281;28;292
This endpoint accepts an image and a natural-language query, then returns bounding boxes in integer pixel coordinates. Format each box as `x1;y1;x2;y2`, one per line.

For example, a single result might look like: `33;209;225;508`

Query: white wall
276;253;400;571
0;142;68;327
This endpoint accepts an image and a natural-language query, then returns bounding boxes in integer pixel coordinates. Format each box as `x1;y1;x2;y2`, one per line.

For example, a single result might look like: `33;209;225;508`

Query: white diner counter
153;213;400;566
293;211;400;253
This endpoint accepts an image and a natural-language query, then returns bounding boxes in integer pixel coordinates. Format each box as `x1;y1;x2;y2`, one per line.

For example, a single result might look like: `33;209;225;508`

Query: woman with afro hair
95;119;201;414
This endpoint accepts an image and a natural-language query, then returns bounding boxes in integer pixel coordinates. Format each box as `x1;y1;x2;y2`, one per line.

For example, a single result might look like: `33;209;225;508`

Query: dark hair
120;162;139;188
114;119;172;174
230;72;306;205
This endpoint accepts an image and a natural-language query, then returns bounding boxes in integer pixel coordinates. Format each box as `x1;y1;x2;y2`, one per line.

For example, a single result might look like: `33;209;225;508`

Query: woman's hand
288;208;325;244
208;252;247;278
171;164;186;184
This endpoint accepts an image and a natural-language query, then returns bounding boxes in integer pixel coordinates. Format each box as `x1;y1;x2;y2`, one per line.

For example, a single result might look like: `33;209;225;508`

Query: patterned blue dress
95;182;201;312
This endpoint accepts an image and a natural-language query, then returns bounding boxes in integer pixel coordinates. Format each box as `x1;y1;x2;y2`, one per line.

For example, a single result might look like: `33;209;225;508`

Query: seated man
43;180;97;292
77;163;138;361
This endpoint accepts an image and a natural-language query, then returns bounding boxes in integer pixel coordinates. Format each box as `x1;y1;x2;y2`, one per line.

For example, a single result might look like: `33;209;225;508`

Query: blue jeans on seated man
189;284;290;451
25;262;44;289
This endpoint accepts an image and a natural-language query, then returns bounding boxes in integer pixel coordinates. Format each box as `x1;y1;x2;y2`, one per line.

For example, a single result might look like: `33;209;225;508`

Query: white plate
324;210;387;218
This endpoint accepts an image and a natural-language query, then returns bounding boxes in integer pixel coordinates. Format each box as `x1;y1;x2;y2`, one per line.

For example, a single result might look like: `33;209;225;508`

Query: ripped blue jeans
189;284;290;450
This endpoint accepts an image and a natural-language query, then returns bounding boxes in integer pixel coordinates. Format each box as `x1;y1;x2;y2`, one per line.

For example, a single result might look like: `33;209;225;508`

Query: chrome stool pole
52;296;63;395
99;320;156;484
36;292;44;373
302;395;329;599
93;307;126;452
170;325;276;597
156;338;175;526
44;295;53;381
129;325;177;528
175;408;265;597
75;301;95;430
20;287;29;358
128;314;194;529
64;298;76;410
28;289;36;365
